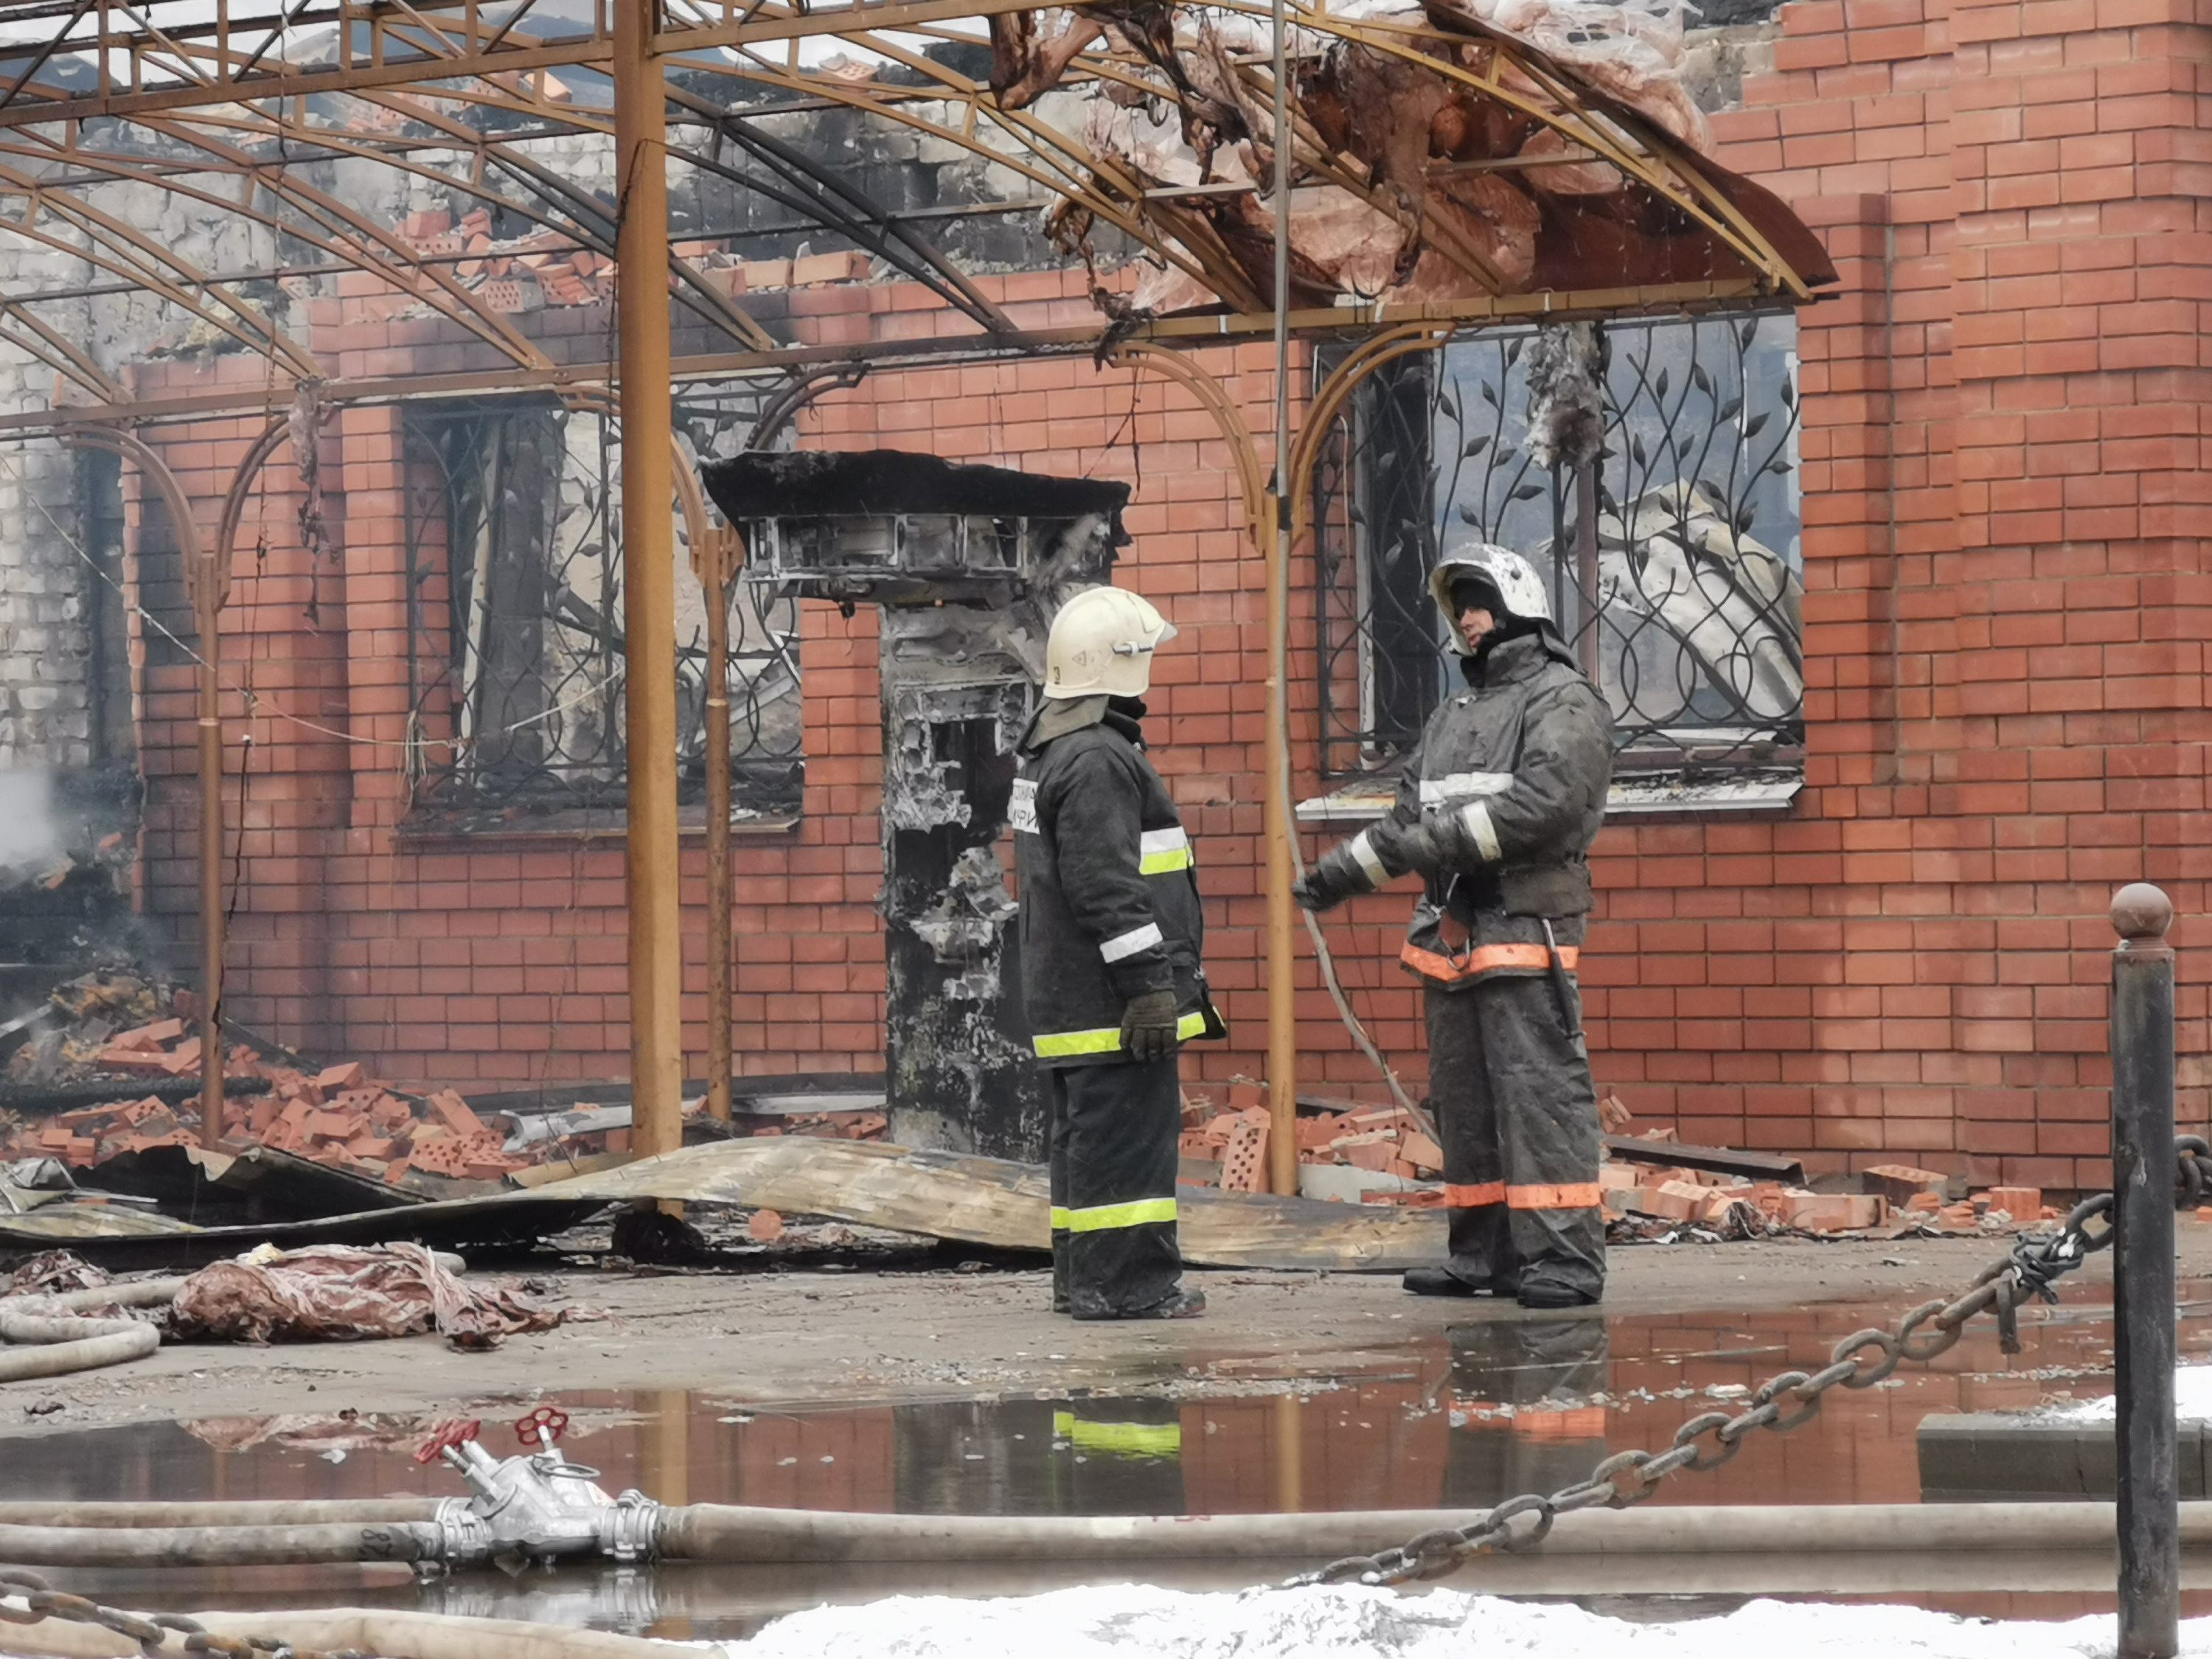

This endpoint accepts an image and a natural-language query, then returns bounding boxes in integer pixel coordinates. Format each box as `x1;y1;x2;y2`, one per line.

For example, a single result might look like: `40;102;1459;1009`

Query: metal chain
1286;1139;2204;1591
0;1569;369;1659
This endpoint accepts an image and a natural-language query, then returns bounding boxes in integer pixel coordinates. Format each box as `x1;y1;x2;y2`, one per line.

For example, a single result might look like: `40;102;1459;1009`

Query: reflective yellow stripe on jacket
1138;826;1193;874
1032;1010;1208;1059
1051;1411;1183;1458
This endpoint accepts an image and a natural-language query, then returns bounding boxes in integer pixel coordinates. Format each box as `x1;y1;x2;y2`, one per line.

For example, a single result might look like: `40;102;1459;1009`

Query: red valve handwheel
515;1405;570;1447
414;1418;481;1464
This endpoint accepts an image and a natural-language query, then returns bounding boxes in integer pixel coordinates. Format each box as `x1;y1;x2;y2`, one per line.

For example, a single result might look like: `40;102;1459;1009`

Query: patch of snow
2037;1363;2212;1424
724;1583;2212;1659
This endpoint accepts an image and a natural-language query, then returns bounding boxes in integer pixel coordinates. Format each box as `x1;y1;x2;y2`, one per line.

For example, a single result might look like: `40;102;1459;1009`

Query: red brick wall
114;0;2211;1183
1599;0;2212;1188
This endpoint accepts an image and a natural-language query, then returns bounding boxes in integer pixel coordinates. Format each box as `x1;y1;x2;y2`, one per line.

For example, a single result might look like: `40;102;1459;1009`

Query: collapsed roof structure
0;0;1829;422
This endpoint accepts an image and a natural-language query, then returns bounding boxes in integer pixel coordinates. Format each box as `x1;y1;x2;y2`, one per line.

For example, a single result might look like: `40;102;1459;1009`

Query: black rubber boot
1075;1287;1206;1321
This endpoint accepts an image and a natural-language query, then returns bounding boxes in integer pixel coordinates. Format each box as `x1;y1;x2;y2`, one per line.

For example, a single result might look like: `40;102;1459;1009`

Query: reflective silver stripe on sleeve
1099;921;1164;963
1419;771;1514;805
1349;830;1388;887
1460;801;1502;862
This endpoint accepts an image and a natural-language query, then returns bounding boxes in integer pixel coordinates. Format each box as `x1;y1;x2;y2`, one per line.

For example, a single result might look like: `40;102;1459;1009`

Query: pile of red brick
0;1018;538;1186
1607;1158;2062;1236
1179;1084;1447;1204
738;1109;888;1143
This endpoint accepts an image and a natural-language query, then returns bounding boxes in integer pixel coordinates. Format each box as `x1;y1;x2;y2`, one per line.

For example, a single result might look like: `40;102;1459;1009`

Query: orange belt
1402;940;1579;984
1443;1180;1601;1211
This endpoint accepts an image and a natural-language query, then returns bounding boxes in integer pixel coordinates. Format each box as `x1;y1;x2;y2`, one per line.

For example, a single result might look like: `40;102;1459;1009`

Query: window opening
400;390;804;827
1312;314;1804;785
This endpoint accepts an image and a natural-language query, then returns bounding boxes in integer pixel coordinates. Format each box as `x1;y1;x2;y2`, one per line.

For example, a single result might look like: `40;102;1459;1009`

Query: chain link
0;1569;368;1659
1290;1142;2162;1590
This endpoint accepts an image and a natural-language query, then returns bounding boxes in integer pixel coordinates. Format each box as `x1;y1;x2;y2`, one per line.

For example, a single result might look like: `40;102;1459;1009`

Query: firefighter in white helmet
1293;544;1613;1307
1012;584;1222;1320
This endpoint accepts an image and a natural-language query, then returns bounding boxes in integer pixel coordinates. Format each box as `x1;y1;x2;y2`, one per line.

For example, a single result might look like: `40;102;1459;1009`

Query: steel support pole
613;0;683;1159
2111;880;2179;1659
1262;0;1298;1195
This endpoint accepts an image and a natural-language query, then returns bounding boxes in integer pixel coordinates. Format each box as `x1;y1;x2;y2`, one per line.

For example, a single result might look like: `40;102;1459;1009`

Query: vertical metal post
1573;455;1600;684
700;547;733;1124
193;577;225;1140
2110;880;2178;1659
675;449;735;1124
614;0;683;1159
1262;0;1298;1195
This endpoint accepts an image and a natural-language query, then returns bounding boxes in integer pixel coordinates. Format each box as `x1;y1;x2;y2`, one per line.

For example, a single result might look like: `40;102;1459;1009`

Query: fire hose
0;1280;185;1385
0;1571;681;1659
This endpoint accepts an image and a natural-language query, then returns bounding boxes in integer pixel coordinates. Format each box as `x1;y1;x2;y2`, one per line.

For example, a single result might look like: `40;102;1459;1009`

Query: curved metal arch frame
0;168;316;383
0;1;1824;420
54;420;249;1149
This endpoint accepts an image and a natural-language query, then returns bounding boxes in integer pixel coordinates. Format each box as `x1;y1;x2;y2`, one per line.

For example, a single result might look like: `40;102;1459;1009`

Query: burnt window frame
397;392;805;832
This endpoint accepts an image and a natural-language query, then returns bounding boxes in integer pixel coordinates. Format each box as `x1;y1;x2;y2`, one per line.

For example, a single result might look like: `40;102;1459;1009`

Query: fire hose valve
419;1406;664;1568
515;1406;569;1452
415;1419;482;1466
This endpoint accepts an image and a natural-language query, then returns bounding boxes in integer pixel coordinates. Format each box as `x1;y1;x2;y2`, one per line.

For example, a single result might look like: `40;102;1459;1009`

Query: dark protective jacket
1013;703;1222;1065
1357;629;1613;987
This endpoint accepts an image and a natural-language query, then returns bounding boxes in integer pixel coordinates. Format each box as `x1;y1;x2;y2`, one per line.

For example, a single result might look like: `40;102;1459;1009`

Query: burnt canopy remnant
704;450;1128;1161
703;451;1134;526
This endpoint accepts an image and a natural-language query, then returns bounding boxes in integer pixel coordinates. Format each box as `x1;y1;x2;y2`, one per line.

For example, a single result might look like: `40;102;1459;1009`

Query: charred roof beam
670;94;1016;335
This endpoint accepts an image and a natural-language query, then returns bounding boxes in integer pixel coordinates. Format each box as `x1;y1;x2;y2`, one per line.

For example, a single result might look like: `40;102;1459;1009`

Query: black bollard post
2111;881;2179;1659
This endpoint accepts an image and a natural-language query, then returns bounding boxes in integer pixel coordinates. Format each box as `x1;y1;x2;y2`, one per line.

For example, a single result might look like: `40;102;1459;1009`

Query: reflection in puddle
4;1290;2202;1640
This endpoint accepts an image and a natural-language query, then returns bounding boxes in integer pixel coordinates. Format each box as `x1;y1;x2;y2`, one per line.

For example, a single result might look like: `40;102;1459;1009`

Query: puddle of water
9;1289;2204;1641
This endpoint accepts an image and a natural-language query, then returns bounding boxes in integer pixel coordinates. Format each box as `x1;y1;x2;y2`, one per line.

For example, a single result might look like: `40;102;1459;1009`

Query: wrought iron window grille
399;392;804;829
1312;315;1804;788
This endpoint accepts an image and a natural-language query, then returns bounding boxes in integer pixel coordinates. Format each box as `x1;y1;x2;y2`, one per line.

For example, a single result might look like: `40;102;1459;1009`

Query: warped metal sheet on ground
0;1200;200;1239
81;1144;428;1223
0;1191;608;1270
530;1140;1447;1272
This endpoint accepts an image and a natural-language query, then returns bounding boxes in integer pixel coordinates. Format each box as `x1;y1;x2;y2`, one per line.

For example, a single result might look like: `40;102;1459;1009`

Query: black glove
1120;988;1180;1062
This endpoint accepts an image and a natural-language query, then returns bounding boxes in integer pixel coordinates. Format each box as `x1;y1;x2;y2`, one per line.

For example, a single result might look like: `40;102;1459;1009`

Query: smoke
0;769;65;877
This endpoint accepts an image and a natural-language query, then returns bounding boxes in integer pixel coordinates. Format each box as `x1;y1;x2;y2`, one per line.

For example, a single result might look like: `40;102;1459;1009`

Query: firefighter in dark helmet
1013;584;1221;1321
1292;543;1613;1308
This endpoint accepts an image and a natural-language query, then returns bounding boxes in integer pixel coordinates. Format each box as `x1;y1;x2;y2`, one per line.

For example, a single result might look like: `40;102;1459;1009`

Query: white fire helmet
1043;585;1178;700
1428;544;1552;653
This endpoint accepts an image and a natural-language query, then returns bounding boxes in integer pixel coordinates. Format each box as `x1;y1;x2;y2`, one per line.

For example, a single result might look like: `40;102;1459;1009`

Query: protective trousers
1427;975;1605;1302
1048;1057;1182;1319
